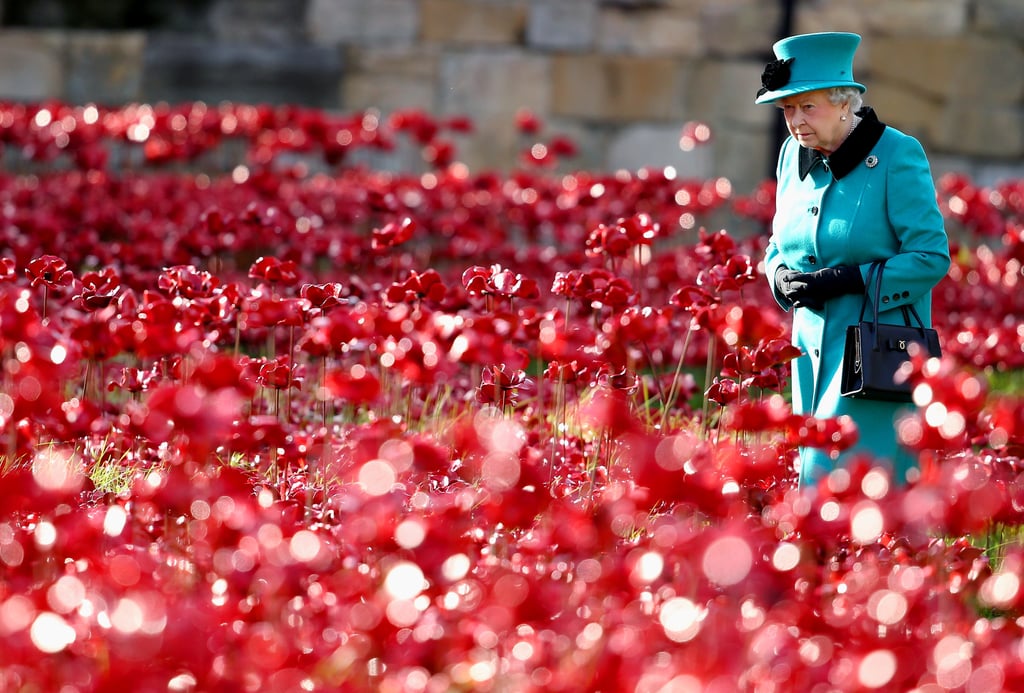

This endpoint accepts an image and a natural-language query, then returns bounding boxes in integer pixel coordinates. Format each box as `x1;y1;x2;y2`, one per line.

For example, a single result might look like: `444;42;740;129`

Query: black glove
775;265;864;310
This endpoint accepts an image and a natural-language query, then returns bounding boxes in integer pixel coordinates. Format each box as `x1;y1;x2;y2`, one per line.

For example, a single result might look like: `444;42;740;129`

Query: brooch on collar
865;155;878;168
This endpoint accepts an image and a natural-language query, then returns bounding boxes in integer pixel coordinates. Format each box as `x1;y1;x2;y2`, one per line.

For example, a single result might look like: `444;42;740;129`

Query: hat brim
755;80;866;104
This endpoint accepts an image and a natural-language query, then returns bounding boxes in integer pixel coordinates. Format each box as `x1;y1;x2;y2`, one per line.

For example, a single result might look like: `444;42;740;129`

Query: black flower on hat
757;57;794;97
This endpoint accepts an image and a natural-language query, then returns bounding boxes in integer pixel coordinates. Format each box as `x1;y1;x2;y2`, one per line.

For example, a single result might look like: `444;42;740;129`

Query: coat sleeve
764;138;794;311
764;241;791;311
873;134;950;305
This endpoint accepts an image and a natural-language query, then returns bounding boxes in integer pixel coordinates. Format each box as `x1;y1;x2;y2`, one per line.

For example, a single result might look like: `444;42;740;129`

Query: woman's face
777;89;850;155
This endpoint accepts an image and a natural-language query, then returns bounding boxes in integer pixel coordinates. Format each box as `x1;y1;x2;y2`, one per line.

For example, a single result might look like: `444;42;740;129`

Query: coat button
808;255;817;265
892;293;900;300
814;348;820;357
882;296;890;303
901;291;910;298
809;206;819;215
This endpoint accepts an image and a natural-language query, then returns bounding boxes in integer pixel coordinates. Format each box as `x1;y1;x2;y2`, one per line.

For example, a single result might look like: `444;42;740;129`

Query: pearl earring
841;115;848;121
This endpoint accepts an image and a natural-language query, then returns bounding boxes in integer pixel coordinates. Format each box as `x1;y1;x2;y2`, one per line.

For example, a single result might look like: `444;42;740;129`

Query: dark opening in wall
1;0;212;30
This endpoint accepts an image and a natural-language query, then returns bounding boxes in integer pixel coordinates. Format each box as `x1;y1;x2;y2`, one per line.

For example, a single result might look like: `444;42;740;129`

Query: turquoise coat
764;109;950;486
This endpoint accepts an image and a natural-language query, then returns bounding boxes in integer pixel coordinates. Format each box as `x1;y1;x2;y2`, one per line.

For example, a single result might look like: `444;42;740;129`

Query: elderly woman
757;32;950;488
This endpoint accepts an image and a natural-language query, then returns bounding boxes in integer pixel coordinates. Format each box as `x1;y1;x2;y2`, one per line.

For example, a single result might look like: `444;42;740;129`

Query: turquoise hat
755;32;866;104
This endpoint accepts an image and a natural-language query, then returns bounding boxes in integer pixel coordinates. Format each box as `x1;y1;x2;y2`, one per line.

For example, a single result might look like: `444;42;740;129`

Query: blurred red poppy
324;365;381;406
248;256;300;287
25;254;73;289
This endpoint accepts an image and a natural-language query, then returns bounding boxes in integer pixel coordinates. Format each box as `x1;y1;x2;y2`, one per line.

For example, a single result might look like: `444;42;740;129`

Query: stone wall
1;0;1022;194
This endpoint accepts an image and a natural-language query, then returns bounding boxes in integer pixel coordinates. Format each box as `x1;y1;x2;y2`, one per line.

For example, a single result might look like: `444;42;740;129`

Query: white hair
829;87;864;112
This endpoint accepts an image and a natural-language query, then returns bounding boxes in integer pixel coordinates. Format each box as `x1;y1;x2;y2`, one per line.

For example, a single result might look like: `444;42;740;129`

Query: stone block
422;0;528;45
544;117;606;171
689;60;771;128
526;0;596;51
711;125;774;199
456;114;604;174
974;0;1024;37
606;123;713;176
933;104;1024;159
439;50;549;117
552;54;686;122
344;45;440;116
795;0;968;38
661;0;708;10
455;119;604;175
0;30;66;101
698;0;781;58
861;0;969;37
66;31;145;105
347;45;441;80
868;36;1024;104
437;50;548;170
208;0;308;43
597;7;703;57
344;75;436;114
446;117;517;172
141;34;344;108
306;0;419;46
861;81;942;146
793;6;869;38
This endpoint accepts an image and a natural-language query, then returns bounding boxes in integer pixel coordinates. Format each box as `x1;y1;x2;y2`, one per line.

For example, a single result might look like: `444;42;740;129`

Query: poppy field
1;100;1024;692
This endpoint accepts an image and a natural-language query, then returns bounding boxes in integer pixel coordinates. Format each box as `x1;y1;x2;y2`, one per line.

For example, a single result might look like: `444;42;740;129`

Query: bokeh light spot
50;344;67;364
850;502;884;544
799;635;834;666
967;663;1005;693
659;597;704;643
702;535;752;586
0;393;13;421
925;401;948;428
103;505;128;537
898;416;924;446
358;459;397;496
0;595;35;636
512;640;534;661
168;673;199;692
934;634;972;690
47;575;85;614
861;468;890;499
111;596;145;634
109;554;141;587
819;500;841;522
631;551;664;585
33;521;57;550
772;542;801;571
30;612;76;653
480;451;521;492
858;649;897;688
395;518;427;550
384;561;426;600
979;571;1020;609
576;558;603;583
32;446;85;493
289;530;322;563
190;499;211;521
867;589;908;626
441;553;470;582
385;598;422;627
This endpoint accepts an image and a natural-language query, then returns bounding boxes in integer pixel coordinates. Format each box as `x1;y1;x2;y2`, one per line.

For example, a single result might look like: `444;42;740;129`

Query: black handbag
840;260;941;401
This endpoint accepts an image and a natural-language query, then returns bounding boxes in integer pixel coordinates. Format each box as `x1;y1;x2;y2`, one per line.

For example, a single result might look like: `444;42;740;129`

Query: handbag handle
857;259;929;350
